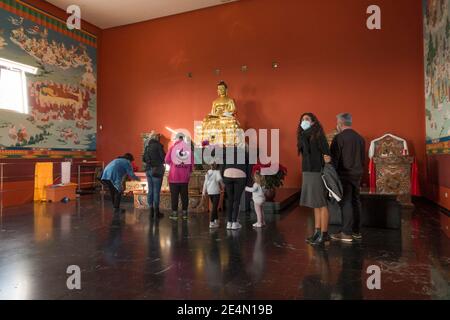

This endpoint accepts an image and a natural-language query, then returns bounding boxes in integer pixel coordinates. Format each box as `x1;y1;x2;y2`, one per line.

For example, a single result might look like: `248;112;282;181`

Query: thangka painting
424;0;450;154
0;0;97;155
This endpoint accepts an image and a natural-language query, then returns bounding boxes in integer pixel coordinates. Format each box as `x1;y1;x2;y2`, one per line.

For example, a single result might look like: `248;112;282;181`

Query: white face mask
301;120;312;130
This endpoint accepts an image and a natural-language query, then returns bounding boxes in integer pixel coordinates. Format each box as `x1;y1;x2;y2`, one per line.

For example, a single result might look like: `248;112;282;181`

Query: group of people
100;111;365;244
298;112;365;245
101;130;266;230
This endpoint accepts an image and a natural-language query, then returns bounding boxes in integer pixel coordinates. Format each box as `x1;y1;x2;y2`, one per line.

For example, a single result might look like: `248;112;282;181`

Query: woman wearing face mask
297;113;332;246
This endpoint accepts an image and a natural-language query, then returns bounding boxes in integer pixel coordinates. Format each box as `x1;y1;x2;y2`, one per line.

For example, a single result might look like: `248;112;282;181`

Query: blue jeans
146;169;163;208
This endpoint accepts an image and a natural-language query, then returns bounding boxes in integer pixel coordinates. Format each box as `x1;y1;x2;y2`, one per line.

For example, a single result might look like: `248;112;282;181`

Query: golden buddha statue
197;81;242;145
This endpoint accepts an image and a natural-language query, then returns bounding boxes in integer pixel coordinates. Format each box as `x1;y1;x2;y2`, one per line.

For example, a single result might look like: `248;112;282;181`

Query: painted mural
424;0;450;154
0;0;97;154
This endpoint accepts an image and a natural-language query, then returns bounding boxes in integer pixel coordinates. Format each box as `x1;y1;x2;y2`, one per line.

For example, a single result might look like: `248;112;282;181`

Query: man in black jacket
330;113;366;243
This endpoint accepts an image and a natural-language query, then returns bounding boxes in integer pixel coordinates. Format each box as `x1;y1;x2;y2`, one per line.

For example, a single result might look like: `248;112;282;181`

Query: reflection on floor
0;195;449;300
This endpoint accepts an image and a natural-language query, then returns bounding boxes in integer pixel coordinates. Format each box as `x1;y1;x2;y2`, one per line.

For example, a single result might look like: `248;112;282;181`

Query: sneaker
253;222;263;228
182;211;188;220
226;222;233;230
306;229;321;244
169;212;178;220
214;219;220;227
209;221;219;228
231;222;242;230
352;232;362;240
312;232;331;246
330;232;353;243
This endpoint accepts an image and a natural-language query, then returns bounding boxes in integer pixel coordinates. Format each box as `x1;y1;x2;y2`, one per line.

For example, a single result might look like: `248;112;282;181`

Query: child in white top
202;163;223;228
245;172;266;228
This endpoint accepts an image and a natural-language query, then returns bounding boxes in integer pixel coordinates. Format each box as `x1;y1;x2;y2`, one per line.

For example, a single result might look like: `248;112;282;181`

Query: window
0;58;38;114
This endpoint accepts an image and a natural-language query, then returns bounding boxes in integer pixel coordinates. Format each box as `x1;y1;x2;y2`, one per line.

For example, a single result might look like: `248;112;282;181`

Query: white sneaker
226;222;233;229
209;221;218;228
253;222;263;228
231;222;242;230
214;219;220;226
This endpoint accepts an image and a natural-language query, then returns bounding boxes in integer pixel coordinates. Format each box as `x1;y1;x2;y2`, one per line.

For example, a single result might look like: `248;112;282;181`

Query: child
246;172;266;228
202;163;224;228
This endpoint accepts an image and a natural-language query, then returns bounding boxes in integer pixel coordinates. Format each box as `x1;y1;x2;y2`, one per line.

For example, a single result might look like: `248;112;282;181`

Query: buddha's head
217;81;228;97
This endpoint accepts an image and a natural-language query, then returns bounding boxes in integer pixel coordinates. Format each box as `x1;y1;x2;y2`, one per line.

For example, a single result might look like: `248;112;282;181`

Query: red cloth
131;161;139;172
410;157;421;196
368;158;376;191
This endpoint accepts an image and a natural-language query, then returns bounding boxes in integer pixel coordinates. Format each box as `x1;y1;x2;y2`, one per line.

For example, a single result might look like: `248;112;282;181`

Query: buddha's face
217;85;227;97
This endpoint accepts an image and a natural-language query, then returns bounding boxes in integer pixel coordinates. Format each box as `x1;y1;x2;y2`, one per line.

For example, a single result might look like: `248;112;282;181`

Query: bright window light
0;58;38;114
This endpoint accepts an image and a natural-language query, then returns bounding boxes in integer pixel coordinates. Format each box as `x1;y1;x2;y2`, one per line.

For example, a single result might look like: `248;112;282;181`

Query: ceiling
45;0;238;29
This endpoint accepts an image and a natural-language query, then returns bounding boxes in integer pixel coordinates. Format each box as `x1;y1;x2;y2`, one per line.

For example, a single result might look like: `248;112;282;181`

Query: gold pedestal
195;118;242;146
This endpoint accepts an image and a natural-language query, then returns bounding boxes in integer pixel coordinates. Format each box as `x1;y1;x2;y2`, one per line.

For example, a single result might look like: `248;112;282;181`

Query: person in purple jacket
165;133;194;220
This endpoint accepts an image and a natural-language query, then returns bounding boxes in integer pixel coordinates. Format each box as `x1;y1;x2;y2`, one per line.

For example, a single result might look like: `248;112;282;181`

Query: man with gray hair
330;113;366;243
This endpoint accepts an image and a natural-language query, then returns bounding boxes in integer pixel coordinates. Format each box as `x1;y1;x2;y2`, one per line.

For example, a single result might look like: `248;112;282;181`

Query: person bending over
101;153;140;213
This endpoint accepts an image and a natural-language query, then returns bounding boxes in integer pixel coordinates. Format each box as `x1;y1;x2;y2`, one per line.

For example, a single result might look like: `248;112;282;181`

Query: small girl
246;172;266;228
202;163;223;228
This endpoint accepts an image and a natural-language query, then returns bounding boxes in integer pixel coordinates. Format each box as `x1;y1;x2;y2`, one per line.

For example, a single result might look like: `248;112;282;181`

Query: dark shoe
352;232;362;240
149;207;155;216
330;232;354;243
312;232;330;246
169;211;178;220
182;210;188;220
306;229;321;244
155;207;163;218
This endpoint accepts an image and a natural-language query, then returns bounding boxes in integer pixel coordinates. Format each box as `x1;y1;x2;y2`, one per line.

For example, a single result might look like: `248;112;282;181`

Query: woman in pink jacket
165;133;194;220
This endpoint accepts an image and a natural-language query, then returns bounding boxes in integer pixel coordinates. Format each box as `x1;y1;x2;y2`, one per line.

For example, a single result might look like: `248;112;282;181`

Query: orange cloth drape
34;162;53;201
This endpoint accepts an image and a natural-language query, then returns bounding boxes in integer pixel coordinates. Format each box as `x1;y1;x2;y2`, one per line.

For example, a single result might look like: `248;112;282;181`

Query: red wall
98;0;425;188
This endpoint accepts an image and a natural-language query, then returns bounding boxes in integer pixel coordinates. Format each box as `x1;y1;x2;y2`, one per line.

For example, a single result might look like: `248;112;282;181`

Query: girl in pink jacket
165;133;194;220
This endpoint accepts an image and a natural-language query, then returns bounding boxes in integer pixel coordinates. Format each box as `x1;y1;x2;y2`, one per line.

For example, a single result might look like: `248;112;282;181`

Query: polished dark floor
0;195;449;300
